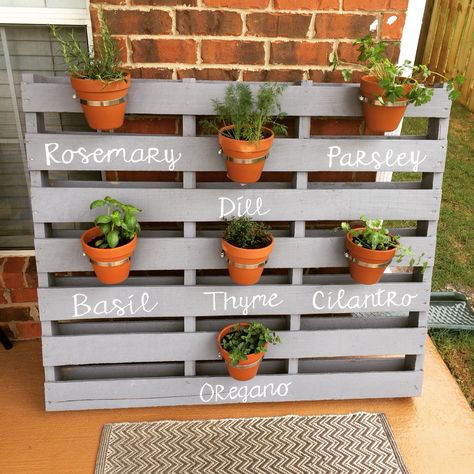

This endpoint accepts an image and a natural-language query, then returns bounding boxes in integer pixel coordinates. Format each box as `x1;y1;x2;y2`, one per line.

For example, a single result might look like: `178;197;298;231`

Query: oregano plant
341;216;427;271
220;322;281;366
331;35;464;105
201;82;288;141
90;196;141;249
223;216;272;249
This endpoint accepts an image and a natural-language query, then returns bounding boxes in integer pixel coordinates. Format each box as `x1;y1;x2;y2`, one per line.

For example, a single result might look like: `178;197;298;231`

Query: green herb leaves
330;34;463;106
220;322;281;366
201;83;288;142
51;9;125;82
341;216;427;272
223;216;272;250
90;196;141;249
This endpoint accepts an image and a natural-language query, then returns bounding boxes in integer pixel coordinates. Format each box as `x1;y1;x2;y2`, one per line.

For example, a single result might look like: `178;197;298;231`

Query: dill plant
201;83;288;141
51;9;126;82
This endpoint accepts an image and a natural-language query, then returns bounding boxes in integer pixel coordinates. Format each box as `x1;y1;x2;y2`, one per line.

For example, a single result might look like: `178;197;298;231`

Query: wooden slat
34;236;436;272
38;282;430;321
21;77;452;117
42;327;426;366
59;357;406;380
30;187;441;223
25;133;447;173
44;371;423;410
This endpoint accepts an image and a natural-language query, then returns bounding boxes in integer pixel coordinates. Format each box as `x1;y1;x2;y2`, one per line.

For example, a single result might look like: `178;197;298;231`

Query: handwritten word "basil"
327;146;428;172
200;382;292;403
72;292;159;318
44;143;181;171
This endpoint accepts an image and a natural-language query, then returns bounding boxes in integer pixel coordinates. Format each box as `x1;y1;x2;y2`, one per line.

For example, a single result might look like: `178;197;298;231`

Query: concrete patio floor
1;338;473;474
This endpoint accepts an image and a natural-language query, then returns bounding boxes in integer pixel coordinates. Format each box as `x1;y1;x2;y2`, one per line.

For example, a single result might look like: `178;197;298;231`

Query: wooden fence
417;0;474;110
22;76;450;411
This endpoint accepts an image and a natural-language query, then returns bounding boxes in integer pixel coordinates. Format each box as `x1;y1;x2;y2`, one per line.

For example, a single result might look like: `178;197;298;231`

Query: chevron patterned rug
95;412;408;474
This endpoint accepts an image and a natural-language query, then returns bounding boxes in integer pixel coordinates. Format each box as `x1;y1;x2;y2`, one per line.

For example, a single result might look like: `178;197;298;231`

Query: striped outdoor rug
95;412;409;474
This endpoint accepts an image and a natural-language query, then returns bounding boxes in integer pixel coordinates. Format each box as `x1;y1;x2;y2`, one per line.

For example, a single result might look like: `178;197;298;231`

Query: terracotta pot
221;237;274;285
359;75;412;132
70;72;131;131
218;125;274;183
80;226;137;284
217;323;267;381
345;229;396;285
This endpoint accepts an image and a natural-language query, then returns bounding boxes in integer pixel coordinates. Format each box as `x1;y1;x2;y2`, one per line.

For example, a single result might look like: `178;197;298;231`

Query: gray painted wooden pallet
22;75;449;411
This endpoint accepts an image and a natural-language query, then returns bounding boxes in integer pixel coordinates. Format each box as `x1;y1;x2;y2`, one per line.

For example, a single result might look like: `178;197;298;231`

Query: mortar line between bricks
307;12;316;40
21;257;29;288
90;5;402;15
126;35;346;42
129;63;342;71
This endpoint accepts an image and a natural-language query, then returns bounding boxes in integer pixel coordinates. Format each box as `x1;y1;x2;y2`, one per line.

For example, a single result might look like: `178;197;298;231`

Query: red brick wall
90;0;407;82
0;257;40;341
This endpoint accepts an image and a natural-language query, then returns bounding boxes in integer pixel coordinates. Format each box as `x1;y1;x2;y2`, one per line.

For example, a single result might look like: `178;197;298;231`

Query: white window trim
0;2;92;256
0;4;92;44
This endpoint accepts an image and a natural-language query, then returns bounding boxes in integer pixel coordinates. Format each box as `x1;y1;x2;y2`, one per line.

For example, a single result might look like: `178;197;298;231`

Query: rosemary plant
51;9;126;82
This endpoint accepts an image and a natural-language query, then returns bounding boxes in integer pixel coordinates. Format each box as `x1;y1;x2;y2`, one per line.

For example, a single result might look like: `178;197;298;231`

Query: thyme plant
223;216;272;249
331;35;464;105
51;9;126;82
90;196;141;249
220;322;281;366
201;83;288;141
341;216;427;271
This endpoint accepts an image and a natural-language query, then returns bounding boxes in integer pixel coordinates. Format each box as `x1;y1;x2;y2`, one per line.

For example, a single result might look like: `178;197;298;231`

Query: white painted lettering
203;291;283;315
326;146;428;172
71;292;159;318
199;382;292;403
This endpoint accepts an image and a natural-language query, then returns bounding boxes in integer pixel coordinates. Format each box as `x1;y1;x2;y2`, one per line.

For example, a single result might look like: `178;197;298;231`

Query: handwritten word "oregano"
200;382;292;403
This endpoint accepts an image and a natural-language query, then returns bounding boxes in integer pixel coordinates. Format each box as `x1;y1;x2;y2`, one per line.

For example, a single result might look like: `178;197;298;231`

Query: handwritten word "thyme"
200;382;292;403
203;291;283;315
72;292;159;318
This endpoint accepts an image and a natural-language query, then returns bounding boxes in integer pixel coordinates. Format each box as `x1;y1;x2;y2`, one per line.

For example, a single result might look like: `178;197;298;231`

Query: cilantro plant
341;216;427;271
220;322;281;366
223;216;272;249
331;35;464;105
51;9;126;82
89;196;141;249
201;83;288;141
